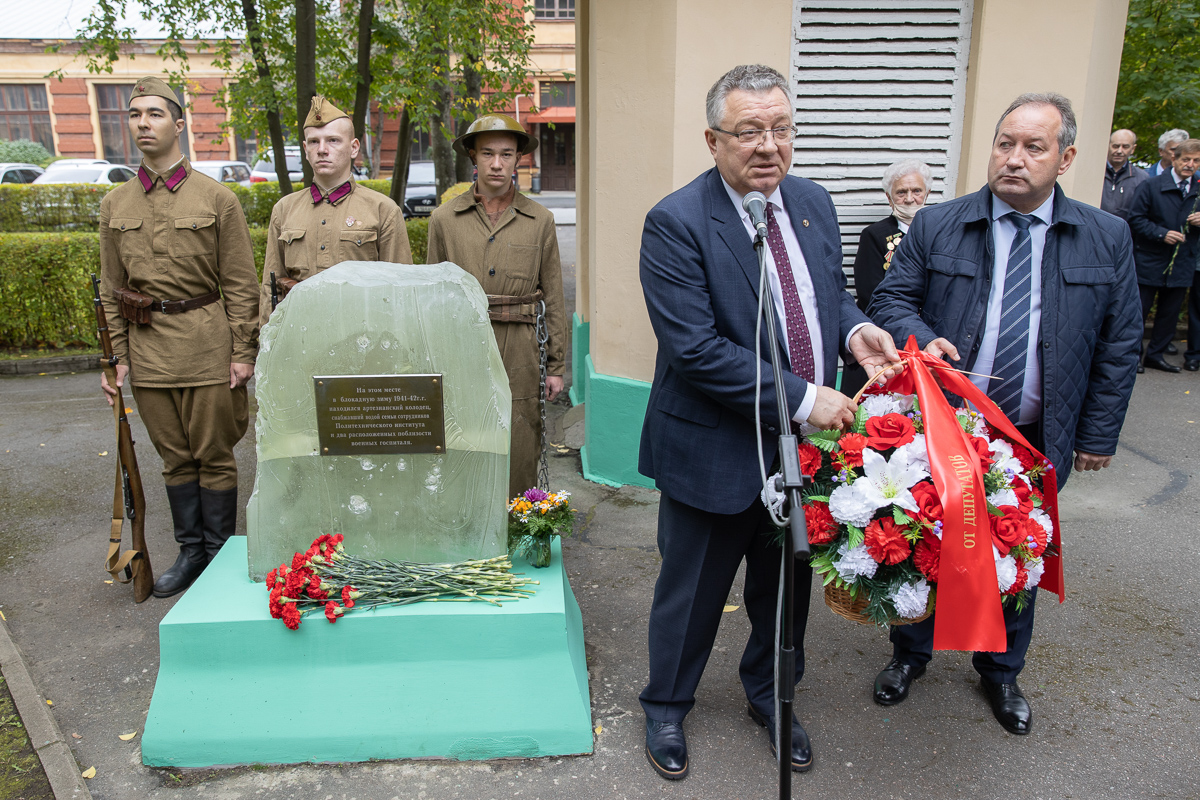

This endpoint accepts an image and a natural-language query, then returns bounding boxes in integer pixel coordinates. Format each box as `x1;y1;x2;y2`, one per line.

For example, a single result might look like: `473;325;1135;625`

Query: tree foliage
1114;0;1200;163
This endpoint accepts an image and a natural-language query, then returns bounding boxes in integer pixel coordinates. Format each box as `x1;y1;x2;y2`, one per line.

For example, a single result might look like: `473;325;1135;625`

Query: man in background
1145;128;1188;177
1101;129;1147;221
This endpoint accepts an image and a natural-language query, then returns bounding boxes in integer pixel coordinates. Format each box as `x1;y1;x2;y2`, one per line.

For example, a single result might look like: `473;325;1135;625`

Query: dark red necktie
766;204;815;382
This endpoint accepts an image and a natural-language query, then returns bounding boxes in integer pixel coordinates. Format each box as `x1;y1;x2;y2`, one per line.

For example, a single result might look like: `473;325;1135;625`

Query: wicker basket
823;583;932;626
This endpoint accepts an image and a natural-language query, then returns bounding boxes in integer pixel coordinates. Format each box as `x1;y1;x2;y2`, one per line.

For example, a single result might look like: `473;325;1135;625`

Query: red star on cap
137;86;145;92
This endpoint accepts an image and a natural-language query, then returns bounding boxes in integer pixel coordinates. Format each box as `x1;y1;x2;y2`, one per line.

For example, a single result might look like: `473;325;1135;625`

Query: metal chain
536;299;550;491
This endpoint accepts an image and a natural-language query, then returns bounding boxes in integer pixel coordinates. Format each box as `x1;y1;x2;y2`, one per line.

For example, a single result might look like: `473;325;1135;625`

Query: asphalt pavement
1;232;1199;797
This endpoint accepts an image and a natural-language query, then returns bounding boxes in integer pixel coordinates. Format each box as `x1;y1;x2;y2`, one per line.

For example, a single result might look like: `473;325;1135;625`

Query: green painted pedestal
142;537;593;767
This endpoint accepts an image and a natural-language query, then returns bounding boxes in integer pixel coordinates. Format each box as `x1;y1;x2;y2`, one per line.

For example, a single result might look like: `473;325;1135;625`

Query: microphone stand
752;227;811;800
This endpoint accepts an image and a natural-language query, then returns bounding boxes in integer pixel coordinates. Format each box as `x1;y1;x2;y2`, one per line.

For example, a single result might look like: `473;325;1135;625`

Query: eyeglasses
711;126;797;148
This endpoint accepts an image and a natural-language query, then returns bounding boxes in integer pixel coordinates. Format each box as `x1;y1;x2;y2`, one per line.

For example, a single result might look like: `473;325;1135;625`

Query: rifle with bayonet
92;274;154;602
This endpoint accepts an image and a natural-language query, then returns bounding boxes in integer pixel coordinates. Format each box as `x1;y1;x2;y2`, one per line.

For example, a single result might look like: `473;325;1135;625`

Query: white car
0;163;45;183
250;146;304;184
43;159;112;172
193;160;252;187
33;165;137;185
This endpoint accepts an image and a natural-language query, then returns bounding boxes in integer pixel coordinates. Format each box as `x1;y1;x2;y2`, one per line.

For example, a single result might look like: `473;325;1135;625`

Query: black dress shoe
645;718;688;780
873;658;926;706
1167;342;1179;355
1186;360;1200;372
1137;363;1145;374
747;704;813;772
1144;356;1181;373
981;678;1032;735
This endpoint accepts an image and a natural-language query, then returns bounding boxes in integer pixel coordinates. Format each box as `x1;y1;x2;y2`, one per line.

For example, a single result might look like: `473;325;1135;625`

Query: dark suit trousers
639;492;812;722
1139;284;1187;358
1187;273;1200;359
889;422;1043;685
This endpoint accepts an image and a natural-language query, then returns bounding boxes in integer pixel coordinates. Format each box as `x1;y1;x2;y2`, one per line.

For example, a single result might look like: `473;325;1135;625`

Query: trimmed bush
0;139;54;166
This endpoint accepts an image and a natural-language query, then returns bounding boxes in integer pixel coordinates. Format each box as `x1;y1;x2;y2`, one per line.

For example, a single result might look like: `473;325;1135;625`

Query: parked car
192;160;252;187
43;159;112;172
250;146;304;184
32;165;137;185
403;161;437;218
0;163;45;183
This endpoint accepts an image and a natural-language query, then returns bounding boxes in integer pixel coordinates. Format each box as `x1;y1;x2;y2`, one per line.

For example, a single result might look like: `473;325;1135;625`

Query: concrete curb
0;615;92;800
0;355;99;376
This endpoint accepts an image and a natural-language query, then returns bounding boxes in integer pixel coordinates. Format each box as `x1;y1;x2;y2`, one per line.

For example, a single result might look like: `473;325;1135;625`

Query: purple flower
523;488;549;503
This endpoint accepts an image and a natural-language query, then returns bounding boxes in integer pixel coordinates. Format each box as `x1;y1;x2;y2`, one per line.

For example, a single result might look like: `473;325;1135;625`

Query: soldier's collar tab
310;180;354;206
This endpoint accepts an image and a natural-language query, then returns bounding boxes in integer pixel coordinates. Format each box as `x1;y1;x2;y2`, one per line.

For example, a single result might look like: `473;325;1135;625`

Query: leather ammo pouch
113;287;154;326
276;276;300;297
486;290;544;324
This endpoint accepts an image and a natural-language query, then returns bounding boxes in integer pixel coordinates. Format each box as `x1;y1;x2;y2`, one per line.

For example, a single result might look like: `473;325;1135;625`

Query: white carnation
1029;508;1053;546
832;542;879;582
828;483;876;528
988;486;1018;508
889;579;930;619
1025;557;1045;589
995;553;1018;592
893;433;929;472
860;392;916;418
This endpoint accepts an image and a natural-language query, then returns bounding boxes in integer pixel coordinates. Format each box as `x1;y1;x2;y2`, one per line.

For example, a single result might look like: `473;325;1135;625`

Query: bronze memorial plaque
314;374;446;456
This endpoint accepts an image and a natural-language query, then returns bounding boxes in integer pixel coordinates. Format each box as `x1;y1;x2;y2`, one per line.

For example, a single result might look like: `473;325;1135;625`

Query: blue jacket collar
964;183;1084;227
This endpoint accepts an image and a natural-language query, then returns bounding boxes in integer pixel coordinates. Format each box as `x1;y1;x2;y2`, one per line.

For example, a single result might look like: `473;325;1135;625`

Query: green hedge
0;220;429;348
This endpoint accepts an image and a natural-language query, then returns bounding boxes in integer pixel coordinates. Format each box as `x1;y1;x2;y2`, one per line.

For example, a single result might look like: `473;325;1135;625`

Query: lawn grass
0;347;98;362
0;677;54;800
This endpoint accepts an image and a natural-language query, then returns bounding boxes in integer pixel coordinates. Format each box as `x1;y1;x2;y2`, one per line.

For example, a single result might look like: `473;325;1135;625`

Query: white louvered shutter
790;0;975;286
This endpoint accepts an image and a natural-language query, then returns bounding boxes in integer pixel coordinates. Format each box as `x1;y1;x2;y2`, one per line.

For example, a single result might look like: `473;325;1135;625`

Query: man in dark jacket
1101;129;1147;222
1128;138;1200;372
868;92;1141;736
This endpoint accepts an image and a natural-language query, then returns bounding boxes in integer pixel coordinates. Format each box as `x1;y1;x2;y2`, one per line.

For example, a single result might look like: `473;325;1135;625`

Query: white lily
854;447;928;515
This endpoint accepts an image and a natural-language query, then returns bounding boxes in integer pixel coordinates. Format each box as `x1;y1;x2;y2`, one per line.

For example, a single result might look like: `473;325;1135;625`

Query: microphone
742;191;769;242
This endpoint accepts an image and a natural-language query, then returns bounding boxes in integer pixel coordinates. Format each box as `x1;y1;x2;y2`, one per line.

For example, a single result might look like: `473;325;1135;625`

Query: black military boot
152;482;207;598
199;486;239;563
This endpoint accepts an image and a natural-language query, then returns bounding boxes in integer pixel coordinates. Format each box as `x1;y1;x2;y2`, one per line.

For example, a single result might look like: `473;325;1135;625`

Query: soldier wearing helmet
259;96;412;322
426;113;567;497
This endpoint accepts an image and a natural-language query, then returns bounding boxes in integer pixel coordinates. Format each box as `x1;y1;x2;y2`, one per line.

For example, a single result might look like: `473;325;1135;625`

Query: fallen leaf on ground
723;605;740;612
594;725;603;734
71;733;82;739
99;451;108;456
45;699;53;706
125;407;133;414
118;732;137;741
81;767;96;779
104;580;113;585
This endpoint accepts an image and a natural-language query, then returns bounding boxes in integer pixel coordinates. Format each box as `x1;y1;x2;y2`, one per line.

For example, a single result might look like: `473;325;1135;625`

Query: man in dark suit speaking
636;64;900;781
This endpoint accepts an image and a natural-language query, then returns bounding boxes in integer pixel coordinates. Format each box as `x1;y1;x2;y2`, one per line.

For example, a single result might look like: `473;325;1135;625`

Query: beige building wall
957;0;1130;205
580;0;792;384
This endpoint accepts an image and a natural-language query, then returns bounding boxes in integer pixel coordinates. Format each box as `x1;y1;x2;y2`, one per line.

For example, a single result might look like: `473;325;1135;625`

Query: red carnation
306;574;329;600
865;413;916;450
281;602;301;631
341;585;357;609
797;443;823;477
291;551;311;571
804;501;839;545
324;601;343;623
1010;442;1038;471
968;436;993;467
913;533;940;583
1004;562;1029;596
910;481;943;523
1010;480;1034;514
990;505;1026;556
266;567;279;587
284;566;312;597
268;585;284;619
864;517;911;565
837;433;870;467
1023;518;1048;554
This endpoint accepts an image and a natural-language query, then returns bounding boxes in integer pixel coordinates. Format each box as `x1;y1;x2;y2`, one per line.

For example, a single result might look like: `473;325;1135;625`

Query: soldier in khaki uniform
260;96;411;321
99;77;259;598
426;114;567;497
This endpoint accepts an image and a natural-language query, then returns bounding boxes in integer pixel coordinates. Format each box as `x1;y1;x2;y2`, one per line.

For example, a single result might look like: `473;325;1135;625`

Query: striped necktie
989;213;1036;420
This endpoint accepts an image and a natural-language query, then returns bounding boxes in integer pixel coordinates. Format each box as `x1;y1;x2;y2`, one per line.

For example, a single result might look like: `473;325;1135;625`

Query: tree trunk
454;54;482;183
240;0;292;195
389;104;412;206
430;82;456;201
295;0;318;187
351;0;375;144
371;102;385;179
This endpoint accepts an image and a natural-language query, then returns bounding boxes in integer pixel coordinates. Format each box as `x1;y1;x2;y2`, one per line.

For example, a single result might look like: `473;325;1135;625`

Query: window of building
235;133;258;165
534;0;574;19
0;84;54;153
539;81;575;108
97;84;190;165
410;128;433;162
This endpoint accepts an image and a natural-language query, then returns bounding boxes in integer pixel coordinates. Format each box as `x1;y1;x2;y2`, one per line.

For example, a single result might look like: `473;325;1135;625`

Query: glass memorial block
246;261;511;579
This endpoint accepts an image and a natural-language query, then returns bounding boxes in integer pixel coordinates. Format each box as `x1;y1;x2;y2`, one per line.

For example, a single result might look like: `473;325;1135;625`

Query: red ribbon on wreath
883;337;1064;652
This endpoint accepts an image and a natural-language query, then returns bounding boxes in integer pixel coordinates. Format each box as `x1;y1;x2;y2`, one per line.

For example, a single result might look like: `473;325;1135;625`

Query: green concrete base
142;536;592;767
579;355;655;490
569;313;589;407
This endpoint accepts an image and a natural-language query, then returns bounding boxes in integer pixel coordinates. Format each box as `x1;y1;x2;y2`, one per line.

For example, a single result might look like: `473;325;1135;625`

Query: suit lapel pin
802;219;809;227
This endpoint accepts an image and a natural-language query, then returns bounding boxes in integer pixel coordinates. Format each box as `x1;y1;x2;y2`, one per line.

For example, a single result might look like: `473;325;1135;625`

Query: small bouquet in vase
507;488;575;568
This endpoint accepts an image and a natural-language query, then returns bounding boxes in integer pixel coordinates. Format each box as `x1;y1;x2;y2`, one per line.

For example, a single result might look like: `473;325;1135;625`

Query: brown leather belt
151;289;222;314
486;290;543;324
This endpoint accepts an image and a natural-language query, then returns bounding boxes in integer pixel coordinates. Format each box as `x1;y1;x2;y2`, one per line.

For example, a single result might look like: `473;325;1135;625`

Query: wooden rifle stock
92;274;154;603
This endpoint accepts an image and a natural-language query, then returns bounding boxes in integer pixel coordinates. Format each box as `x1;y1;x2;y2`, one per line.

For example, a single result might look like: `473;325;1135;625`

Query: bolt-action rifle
91;274;153;602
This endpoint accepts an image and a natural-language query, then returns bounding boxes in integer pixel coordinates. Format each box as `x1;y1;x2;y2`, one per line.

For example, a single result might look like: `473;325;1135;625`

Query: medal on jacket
884;231;904;268
345;216;356;227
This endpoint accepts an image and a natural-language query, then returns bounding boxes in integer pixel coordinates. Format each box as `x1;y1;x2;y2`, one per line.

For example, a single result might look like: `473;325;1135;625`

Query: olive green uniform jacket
260;180;412;322
99;158;259;387
426;189;566;495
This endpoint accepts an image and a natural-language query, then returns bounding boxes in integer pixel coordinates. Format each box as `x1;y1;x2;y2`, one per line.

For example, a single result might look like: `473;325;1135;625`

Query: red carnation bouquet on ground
266;533;537;630
803;341;1062;639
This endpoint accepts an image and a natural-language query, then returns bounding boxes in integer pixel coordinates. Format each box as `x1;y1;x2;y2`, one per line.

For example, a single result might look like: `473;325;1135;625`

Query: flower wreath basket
800;339;1065;644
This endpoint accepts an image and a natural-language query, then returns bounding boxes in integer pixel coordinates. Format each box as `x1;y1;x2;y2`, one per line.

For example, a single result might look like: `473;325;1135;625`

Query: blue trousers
639;492;812;722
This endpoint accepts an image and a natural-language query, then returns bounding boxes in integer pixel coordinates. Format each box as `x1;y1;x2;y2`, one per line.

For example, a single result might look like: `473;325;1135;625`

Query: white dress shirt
721;178;865;423
970;193;1052;426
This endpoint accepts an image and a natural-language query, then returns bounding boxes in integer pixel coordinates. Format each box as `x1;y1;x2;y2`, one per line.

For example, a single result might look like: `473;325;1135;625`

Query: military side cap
130;76;181;108
453;113;537;157
304;96;350;130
